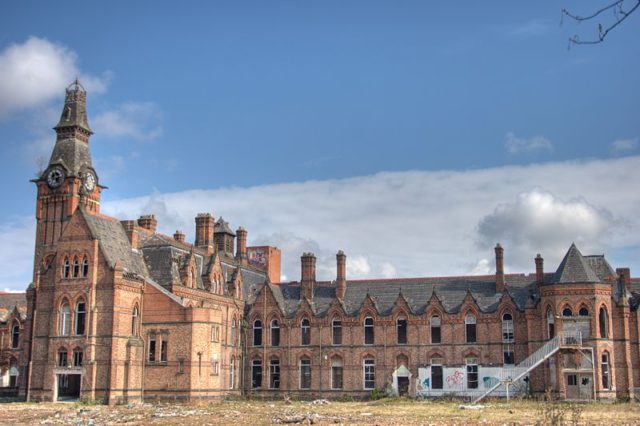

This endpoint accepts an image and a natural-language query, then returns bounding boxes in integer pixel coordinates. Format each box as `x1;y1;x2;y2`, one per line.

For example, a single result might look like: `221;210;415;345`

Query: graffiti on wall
482;376;499;388
445;371;464;388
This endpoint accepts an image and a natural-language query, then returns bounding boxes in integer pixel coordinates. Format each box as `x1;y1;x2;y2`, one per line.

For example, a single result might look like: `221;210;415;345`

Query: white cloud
0;37;110;117
93;102;163;141
2;156;640;291
611;138;638;153
505;132;553;155
0;217;35;290
477;190;616;269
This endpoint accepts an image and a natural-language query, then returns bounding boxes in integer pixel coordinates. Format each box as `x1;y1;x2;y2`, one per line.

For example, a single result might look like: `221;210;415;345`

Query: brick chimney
495;243;505;292
137;214;157;233
235;227;248;264
173;230;185;243
195;213;215;254
336;250;347;300
300;252;316;300
535;254;544;285
121;220;139;248
617;267;631;290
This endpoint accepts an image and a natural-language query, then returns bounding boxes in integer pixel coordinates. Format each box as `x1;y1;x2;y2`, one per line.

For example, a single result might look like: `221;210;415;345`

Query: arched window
81;256;89;277
251;359;262;388
73;348;83;367
466;356;479;389
229;356;235;389
547;309;555;338
269;358;280;389
599;307;609;338
363;358;375;390
364;317;374;345
72;256;80;278
579;306;589;316
231;319;237;346
301;318;311;346
187;269;194;288
331;356;343;389
59;301;71;336
396;316;407;344
11;323;19;348
253;320;263;346
132;305;139;336
430;314;441;344
562;306;573;317
57;348;68;367
299;357;311;389
601;352;611;389
465;313;477;343
502;313;514;342
332;317;342;345
270;319;280;347
63;257;71;279
75;301;86;335
8;358;18;388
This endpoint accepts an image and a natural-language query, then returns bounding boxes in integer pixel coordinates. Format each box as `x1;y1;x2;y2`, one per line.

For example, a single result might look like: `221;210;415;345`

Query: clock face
46;167;65;188
83;171;96;192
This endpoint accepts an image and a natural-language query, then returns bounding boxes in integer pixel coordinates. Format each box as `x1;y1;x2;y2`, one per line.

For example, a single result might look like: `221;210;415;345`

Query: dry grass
1;398;639;425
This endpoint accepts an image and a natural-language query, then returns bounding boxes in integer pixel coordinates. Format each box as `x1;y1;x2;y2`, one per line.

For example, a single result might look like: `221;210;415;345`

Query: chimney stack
173;230;185;243
495;243;505;292
535;254;544;285
236;227;248;264
195;213;215;254
336;250;347;300
137;215;157;233
617;267;631;290
300;252;316;300
121;220;139;248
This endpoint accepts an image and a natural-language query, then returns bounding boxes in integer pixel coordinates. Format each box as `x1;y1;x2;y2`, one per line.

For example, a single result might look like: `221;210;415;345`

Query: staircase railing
473;334;562;403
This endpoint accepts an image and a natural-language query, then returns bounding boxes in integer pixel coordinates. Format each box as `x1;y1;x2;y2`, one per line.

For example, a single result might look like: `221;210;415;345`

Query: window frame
269;359;280;389
599;306;609;339
253;319;263;347
300;318;311;346
74;301;86;335
465;313;477;343
364;316;374;345
431;357;444;389
332;317;342;345
430;314;441;344
270;319;280;347
331;357;343;390
363;358;375;390
299;358;311;389
11;323;19;349
466;357;479;389
59;301;71;336
396;316;408;344
251;359;263;389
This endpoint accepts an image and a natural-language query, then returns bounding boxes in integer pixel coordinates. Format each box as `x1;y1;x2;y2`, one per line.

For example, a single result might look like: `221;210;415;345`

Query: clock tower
32;80;102;279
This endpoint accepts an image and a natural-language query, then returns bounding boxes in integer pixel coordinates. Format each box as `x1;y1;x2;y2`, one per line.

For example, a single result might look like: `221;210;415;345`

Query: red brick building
0;292;26;394
17;82;640;403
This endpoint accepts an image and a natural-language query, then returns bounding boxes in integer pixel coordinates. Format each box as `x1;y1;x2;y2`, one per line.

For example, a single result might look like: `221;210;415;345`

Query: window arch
331;356;343;389
132;304;139;336
547;308;555;338
74;300;86;335
63;257;70;279
332;317;342;345
299;356;311;389
300;318;311;346
59;300;71;336
252;319;263;346
363;357;375;390
579;305;589;316
599;306;609;338
430;314;441;344
57;347;68;367
231;318;237;346
396;315;408;344
601;351;611;389
364;316;374;345
465;313;477;343
11;323;19;349
270;319;280;347
73;347;83;367
229;356;235;389
81;256;89;277
502;313;514;342
72;256;80;278
562;306;573;317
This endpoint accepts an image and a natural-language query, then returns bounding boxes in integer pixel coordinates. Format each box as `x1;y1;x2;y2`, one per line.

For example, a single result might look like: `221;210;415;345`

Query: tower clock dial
46;167;65;189
83;171;96;192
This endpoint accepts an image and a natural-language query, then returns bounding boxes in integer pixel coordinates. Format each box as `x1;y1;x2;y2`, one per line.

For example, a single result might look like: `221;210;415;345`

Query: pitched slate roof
215;217;235;236
583;255;615;282
267;273;540;318
82;210;148;276
0;292;26;322
552;244;600;284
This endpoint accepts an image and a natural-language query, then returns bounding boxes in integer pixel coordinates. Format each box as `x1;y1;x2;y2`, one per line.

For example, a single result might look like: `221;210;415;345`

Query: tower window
59;301;71;336
599;307;609;338
75;301;86;335
132;305;139;336
72;257;80;278
81;256;89;277
562;306;573;317
547;309;555;338
63;257;70;279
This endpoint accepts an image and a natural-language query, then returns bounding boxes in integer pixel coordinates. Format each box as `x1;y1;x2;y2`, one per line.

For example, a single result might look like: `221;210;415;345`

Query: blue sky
1;1;639;290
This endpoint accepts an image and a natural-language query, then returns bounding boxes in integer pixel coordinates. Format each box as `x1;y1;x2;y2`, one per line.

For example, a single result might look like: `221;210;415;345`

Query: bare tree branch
561;0;640;48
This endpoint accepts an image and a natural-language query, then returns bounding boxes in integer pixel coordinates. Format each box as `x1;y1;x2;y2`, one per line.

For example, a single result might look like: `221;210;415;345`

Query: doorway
57;374;81;401
397;377;410;396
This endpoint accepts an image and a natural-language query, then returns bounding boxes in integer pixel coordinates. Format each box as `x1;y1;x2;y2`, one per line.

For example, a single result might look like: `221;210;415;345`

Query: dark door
398;377;410;396
57;374;81;401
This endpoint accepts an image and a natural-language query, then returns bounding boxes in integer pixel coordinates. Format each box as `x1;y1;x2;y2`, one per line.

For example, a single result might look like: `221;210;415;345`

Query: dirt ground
0;398;639;425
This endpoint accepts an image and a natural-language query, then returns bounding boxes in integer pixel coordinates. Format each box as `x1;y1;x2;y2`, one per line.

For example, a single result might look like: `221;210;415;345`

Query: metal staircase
472;332;581;403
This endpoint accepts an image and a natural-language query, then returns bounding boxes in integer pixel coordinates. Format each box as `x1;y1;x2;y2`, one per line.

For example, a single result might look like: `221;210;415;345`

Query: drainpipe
319;323;323;397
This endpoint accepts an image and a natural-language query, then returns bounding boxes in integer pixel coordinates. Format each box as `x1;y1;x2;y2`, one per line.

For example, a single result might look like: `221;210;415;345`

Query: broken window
547;309;555;338
73;348;83;367
503;344;515;365
270;319;280;347
269;359;280;389
58;348;68;367
148;336;156;362
363;358;375;390
466;357;478;389
332;318;342;345
253;320;263;346
601;352;610;389
364;317;374;345
430;315;441;344
431;358;443;389
465;313;476;343
160;336;168;363
301;318;311;346
75;302;86;335
397;317;407;344
299;358;311;389
331;357;343;389
251;359;262;388
11;323;19;349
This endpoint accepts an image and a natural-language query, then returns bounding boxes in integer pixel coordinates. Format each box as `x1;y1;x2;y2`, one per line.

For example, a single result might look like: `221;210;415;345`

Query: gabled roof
82;210;148;277
215;217;235;236
552;244;600;284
